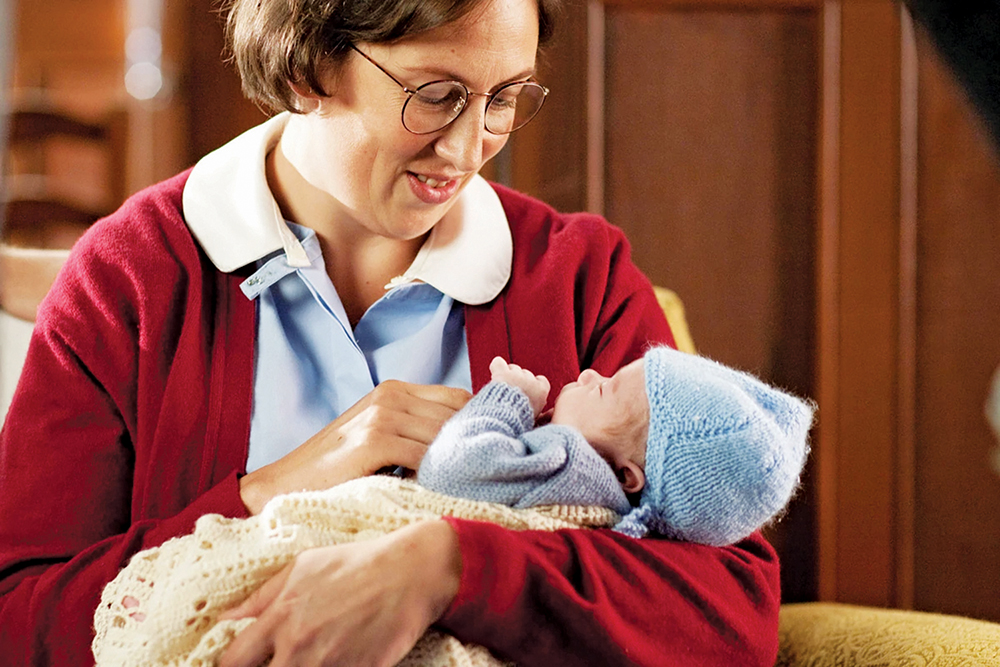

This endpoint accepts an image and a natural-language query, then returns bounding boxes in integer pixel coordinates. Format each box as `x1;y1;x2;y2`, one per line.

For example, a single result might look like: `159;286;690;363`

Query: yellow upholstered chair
654;286;1000;667
777;602;1000;666
652;286;696;355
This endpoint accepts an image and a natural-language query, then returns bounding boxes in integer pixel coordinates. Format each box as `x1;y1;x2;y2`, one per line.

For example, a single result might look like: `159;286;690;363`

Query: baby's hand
489;356;550;418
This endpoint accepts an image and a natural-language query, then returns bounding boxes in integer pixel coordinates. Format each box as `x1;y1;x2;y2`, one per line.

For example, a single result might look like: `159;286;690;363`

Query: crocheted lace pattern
92;476;618;667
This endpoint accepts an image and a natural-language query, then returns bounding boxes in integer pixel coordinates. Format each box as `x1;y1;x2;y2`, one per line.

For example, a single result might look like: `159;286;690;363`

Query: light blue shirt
240;224;472;473
179;115;515;474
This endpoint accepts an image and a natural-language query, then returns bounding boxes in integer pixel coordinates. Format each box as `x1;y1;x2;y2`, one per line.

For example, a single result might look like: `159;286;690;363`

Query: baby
418;345;815;545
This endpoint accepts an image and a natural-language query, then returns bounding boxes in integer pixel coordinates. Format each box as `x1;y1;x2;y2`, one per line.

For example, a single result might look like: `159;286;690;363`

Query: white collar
182;112;512;305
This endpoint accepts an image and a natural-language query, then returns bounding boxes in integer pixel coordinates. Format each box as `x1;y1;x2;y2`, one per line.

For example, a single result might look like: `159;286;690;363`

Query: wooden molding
896;2;918;611
816;0;842;603
586;0;606;215
816;0;913;609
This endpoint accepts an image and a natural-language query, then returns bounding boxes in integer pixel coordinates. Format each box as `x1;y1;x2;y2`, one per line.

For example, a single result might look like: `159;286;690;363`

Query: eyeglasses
349;44;549;135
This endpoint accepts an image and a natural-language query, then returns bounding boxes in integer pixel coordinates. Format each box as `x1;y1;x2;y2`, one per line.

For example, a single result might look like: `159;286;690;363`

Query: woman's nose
433;98;490;173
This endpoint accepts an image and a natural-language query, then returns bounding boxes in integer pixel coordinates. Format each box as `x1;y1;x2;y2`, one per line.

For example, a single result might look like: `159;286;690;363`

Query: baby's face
550;358;649;464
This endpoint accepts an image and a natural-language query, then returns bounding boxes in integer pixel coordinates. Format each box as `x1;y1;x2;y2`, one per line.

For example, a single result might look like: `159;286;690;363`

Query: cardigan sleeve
439;522;780;667
448;187;782;666
0;177;254;667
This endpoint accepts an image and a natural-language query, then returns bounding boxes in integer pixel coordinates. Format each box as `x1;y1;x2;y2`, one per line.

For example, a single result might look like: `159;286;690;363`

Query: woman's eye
491;95;518;111
415;88;464;107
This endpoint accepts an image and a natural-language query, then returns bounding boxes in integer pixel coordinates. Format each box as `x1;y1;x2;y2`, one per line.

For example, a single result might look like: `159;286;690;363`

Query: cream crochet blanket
92;476;618;667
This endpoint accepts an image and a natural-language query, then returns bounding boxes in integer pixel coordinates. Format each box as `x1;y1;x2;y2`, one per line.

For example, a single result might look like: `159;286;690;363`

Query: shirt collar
182;112;512;305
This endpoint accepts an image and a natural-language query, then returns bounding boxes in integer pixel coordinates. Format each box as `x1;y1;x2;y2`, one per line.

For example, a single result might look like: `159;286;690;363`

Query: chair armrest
777;602;1000;666
0;243;71;321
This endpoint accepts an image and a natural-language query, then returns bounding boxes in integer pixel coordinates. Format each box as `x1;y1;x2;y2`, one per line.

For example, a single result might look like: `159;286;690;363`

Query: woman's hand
240;381;471;514
489;356;550;417
218;519;462;667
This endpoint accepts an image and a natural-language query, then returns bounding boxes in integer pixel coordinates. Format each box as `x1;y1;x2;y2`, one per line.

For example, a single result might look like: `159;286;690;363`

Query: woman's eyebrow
400;65;537;88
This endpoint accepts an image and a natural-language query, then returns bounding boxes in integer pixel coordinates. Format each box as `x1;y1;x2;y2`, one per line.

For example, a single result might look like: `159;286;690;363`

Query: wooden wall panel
505;1;590;213
601;7;819;600
603;9;817;382
913;36;1000;621
181;0;265;165
815;1;1000;622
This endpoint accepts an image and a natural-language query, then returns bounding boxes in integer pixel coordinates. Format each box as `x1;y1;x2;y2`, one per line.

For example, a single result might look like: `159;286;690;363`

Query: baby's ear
616;460;645;494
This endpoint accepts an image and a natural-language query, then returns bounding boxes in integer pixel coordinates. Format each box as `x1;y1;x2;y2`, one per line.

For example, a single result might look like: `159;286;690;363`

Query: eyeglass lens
403;81;547;135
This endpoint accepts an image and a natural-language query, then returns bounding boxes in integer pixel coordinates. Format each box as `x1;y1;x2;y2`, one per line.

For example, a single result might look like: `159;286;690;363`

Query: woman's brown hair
222;0;561;113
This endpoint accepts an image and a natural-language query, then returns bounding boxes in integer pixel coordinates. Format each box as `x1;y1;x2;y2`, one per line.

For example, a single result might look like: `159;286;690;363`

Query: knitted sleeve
418;383;631;516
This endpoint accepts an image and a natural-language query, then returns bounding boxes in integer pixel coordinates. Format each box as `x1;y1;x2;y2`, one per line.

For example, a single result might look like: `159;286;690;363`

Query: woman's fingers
239;382;471;514
218;521;461;667
217;570;288;667
219;563;291;621
376;380;471;416
333;383;470;462
328;380;468;430
350;403;455;453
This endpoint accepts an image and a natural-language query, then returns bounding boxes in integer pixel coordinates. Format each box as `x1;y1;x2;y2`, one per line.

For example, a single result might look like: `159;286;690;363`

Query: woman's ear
616;460;645;494
287;80;322;112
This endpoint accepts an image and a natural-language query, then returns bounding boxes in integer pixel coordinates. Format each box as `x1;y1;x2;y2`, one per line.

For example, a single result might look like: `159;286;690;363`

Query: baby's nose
578;368;604;384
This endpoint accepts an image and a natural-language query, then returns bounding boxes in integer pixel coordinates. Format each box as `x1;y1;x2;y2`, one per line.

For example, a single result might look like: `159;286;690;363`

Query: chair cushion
777;602;1000;666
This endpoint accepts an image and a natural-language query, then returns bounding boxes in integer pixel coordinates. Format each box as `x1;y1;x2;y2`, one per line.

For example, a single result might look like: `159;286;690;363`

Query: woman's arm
0;328;250;666
0;334;467;667
217;514;780;667
0;198;254;667
439;520;780;667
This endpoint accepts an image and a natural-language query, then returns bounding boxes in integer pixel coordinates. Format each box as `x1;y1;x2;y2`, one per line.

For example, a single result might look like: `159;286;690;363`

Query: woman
0;0;783;664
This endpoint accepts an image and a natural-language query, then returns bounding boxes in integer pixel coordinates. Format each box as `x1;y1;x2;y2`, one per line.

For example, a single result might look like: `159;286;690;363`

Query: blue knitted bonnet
614;346;814;545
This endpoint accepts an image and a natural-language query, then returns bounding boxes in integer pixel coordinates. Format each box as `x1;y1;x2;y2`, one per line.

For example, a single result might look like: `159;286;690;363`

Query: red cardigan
0;173;780;666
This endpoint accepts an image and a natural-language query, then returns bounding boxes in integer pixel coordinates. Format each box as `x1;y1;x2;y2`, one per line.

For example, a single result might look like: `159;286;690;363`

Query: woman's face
280;0;541;241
